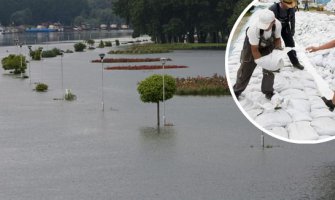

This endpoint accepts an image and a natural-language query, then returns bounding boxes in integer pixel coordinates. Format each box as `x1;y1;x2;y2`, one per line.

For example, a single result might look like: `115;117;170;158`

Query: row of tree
113;0;253;43
0;0;123;27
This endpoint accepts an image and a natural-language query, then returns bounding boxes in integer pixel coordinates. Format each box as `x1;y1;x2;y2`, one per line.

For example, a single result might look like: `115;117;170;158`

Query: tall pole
261;132;265;149
99;53;105;111
40;47;43;83
61;51;64;92
28;46;32;84
161;57;167;126
19;43;23;77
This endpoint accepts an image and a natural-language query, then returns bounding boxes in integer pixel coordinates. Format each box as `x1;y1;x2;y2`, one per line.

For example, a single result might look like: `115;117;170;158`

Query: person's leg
332;93;335;105
261;69;275;99
281;28;304;70
233;61;257;98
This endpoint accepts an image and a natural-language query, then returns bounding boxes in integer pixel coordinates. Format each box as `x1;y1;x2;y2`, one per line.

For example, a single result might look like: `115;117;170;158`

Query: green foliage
98;40;105;48
1;54;27;74
109;43;225;54
64;89;77;101
137;74;176;103
113;0;253;43
35;83;48;92
104;41;112;47
115;40;120;46
29;47;43;60
65;49;74;53
41;48;62;58
74;42;87;52
86;39;95;47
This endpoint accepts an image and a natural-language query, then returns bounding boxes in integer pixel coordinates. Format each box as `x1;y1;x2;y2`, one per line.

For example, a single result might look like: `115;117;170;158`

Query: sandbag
288;121;319;141
255;110;292;129
255;50;285;72
311;117;335;136
270;127;289;139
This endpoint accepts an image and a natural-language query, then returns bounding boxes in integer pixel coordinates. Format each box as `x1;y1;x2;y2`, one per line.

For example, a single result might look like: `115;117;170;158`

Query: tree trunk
157;101;160;127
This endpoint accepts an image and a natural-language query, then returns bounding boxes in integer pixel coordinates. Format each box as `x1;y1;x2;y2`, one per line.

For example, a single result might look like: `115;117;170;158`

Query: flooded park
0;35;335;199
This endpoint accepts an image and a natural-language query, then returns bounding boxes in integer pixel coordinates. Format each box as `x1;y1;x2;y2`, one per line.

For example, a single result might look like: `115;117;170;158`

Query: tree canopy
0;0;123;26
113;0;253;43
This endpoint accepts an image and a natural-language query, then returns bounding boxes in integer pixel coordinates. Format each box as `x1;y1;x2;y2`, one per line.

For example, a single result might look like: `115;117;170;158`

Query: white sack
255;110;292;129
311;117;335;136
288;121;319;141
255;50;285;72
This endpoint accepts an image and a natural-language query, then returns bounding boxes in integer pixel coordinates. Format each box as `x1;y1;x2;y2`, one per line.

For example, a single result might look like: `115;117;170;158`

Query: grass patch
175;74;230;96
108;43;226;54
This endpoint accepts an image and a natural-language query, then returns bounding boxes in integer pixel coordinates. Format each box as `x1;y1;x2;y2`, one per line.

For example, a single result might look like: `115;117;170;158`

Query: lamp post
60;50;64;93
160;57;167;126
19;43;23;77
39;47;43;82
99;53;105;111
28;45;32;84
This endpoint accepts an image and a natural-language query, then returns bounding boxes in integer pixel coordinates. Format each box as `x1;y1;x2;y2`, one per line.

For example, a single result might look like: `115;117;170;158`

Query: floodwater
0;43;335;200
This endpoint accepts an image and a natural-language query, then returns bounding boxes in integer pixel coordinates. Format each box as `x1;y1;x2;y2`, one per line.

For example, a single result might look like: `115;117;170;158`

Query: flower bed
91;58;172;63
175;74;230;96
105;65;188;70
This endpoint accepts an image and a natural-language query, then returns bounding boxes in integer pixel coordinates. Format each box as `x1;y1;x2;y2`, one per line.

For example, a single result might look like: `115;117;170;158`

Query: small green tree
30;47;43;60
115;39;120;46
1;54;27;74
137;74;176;126
74;42;87;52
98;40;105;48
86;39;95;49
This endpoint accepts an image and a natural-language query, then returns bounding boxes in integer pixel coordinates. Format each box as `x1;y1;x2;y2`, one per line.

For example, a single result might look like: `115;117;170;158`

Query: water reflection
139;126;177;152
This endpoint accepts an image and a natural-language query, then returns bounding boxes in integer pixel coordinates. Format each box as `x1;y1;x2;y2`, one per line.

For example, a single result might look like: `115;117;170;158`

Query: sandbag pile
228;6;335;142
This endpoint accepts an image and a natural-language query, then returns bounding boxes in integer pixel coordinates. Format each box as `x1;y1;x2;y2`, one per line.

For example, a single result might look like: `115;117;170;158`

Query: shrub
64;89;77;101
1;54;27;74
115;40;120;46
65;49;74;53
74;42;87;52
35;83;48;92
30;48;43;60
104;41;112;47
98;40;105;48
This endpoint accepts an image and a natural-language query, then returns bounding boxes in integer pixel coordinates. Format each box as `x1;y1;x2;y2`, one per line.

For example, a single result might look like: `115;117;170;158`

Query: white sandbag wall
227;4;335;142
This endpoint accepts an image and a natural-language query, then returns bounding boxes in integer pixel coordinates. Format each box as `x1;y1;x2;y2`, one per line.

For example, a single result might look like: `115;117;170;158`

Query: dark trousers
233;61;274;97
282;26;300;65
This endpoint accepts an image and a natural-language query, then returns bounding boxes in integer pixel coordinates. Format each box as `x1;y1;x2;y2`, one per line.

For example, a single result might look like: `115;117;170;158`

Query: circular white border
225;0;335;144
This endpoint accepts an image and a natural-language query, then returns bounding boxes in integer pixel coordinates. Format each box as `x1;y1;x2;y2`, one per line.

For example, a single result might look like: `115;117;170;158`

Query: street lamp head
160;57;167;65
99;53;105;60
60;50;64;56
19;43;23;48
28;45;32;50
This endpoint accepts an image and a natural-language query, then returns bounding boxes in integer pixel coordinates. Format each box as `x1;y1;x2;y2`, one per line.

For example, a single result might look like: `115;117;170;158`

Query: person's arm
250;45;261;60
306;39;335;52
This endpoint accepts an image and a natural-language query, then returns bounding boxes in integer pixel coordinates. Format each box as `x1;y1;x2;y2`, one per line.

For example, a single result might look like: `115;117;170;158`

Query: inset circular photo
225;0;335;143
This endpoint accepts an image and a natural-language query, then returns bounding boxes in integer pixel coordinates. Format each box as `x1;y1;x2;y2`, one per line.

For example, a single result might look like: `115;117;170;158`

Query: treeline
113;0;253;43
0;0;123;27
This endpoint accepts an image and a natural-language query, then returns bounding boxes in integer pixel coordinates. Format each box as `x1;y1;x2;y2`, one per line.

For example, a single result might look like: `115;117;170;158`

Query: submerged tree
1;54;27;74
137;74;176;126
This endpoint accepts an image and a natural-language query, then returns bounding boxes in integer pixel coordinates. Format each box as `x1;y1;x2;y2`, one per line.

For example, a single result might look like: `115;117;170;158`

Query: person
306;39;335;111
233;9;282;100
304;0;309;11
295;0;300;11
269;0;304;70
